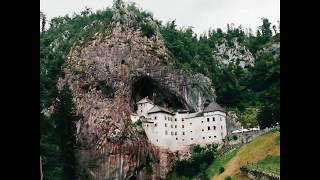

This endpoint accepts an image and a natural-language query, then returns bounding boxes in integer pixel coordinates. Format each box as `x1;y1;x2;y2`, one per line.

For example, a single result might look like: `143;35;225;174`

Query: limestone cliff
213;38;255;68
57;5;216;179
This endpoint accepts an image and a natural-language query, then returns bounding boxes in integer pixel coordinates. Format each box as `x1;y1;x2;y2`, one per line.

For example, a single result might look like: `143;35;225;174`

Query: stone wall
226;127;279;146
240;166;280;180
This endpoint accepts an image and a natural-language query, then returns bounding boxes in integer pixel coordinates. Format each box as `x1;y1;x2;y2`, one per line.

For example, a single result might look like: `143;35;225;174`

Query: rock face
58;15;216;179
226;111;241;135
213;38;255;68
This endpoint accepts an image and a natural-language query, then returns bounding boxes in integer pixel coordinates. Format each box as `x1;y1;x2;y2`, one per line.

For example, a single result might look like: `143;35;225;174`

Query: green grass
257;155;280;169
210;130;280;180
244;155;280;176
206;147;240;178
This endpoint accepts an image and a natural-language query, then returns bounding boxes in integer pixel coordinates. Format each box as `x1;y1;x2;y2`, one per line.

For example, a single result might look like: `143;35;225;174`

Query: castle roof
137;97;154;104
147;105;175;115
203;102;225;112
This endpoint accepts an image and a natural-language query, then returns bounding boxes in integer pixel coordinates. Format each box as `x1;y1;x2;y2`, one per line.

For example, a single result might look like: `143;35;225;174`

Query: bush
171;144;217;178
225;176;232;180
232;135;238;140
141;22;155;38
219;167;225;174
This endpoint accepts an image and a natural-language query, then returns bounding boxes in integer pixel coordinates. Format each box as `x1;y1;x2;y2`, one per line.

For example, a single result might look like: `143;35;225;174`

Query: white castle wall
137;101;154;117
139;105;227;151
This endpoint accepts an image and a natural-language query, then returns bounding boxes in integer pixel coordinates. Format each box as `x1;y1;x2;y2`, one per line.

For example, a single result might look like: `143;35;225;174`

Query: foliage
225;176;232;180
133;119;142;128
159;18;279;128
243;155;280;176
232;135;238;141
169;144;217;179
239;107;260;128
206;147;239;178
219;166;225;174
40;8;115;179
40;112;63;180
51;85;80;179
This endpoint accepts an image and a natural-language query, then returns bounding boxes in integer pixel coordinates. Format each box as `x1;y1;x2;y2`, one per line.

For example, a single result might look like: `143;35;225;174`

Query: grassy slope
206;147;240;179
210;130;280;180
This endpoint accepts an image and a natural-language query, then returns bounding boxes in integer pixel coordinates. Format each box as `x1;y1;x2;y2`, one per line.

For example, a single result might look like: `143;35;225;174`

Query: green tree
240;107;260;128
52;85;80;180
40;11;47;33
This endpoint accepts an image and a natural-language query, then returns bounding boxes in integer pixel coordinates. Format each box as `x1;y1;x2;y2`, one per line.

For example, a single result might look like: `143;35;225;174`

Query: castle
131;97;227;151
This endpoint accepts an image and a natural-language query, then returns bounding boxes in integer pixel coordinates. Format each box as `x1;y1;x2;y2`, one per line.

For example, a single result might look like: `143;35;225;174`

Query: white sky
40;0;280;35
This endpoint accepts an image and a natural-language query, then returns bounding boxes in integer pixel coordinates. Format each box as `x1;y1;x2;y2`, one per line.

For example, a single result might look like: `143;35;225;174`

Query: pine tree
52;85;80;180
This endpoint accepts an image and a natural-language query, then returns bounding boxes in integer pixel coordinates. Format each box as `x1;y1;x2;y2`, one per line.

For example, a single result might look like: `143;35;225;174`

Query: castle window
191;138;193;140
175;118;177;122
171;132;173;135
183;132;185;135
175;125;177;128
208;126;210;130
213;126;216;130
221;117;222;121
201;121;204;123
171;125;173;128
176;138;178;140
202;129;204;131
141;110;142;112
207;118;209;122
165;123;167;127
182;118;184;122
182;125;184;128
156;139;158;142
214;136;216;138
175;132;177;135
165;116;166;120
154;116;157;120
165;130;168;135
221;125;223;129
203;137;205;139
141;104;142;107
182;139;184;141
190;131;193;133
213;117;215;121
190;122;192;125
155;123;157;127
147;124;149;127
209;136;211;138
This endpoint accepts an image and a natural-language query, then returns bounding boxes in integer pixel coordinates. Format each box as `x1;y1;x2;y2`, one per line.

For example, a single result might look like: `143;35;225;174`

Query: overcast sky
40;0;280;35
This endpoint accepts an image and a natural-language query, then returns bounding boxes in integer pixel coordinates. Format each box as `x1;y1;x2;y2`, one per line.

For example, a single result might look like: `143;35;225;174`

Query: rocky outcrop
226;111;241;135
57;6;216;179
213;38;255;68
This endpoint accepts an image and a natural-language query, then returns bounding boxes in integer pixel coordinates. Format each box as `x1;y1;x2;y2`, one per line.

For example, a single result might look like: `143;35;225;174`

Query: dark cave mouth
130;76;189;112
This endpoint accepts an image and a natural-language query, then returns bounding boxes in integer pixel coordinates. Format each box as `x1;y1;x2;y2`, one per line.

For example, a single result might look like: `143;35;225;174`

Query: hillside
208;130;280;180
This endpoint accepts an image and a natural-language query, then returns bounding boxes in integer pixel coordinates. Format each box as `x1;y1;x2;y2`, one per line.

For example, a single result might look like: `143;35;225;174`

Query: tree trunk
40;156;43;180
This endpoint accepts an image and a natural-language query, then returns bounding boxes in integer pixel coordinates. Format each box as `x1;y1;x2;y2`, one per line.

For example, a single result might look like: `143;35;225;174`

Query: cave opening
130;76;190;112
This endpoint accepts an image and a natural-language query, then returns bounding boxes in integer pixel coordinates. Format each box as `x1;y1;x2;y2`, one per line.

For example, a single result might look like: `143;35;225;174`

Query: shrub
219;166;225;174
141;22;155;38
232;135;238;140
171;144;217;178
225;176;232;180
